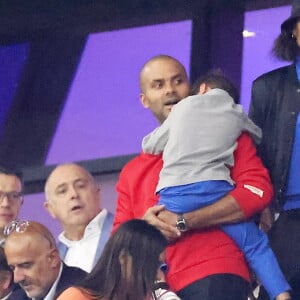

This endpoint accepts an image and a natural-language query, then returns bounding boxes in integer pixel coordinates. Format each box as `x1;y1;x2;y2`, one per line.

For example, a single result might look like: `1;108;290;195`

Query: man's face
293;20;300;48
0;174;22;232
140;58;190;123
45;164;101;231
5;235;59;298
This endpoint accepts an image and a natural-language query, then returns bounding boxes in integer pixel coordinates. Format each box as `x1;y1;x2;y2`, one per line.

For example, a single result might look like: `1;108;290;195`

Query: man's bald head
44;163;101;240
44;163;94;202
139;55;189;123
139;55;188;92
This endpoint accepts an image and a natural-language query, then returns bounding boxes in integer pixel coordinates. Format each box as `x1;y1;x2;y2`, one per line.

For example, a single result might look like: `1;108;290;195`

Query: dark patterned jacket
9;263;87;300
249;63;300;210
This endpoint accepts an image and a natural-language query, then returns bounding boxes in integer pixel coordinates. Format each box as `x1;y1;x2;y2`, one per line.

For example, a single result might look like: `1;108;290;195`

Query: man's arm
114;156;180;239
157;132;273;231
248;78;268;131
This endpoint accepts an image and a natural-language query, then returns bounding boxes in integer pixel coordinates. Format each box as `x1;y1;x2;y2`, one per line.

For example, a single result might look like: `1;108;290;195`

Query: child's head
191;70;239;103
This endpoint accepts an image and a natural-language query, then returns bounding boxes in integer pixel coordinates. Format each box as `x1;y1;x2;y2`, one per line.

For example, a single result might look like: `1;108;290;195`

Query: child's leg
158;181;233;213
222;222;290;300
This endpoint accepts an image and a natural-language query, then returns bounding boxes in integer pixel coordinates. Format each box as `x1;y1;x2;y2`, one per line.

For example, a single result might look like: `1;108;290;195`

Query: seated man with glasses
3;220;87;300
0;166;23;246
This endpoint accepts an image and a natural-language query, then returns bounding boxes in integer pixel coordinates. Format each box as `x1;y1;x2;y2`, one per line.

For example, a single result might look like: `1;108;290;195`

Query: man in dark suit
3;220;87;300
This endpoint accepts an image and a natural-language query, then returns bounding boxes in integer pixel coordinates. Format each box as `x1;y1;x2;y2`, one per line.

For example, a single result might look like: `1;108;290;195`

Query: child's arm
142;118;170;154
153;132;273;236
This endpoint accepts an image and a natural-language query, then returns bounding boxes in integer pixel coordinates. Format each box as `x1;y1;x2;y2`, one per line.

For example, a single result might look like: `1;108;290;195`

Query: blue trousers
158;181;290;299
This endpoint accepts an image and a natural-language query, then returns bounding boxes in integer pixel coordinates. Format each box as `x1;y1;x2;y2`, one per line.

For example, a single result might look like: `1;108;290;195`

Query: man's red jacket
114;133;273;291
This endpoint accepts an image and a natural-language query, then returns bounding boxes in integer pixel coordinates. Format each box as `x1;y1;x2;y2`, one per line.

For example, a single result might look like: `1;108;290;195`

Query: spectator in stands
44;163;114;272
4;220;87;300
0;166;23;245
56;219;180;300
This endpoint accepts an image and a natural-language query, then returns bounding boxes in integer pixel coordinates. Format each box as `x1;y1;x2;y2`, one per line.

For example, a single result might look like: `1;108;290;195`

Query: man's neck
64;224;86;241
63;211;102;241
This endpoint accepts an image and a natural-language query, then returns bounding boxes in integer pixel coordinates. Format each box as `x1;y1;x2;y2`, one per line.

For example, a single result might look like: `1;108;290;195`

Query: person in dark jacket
249;1;300;298
3;220;87;300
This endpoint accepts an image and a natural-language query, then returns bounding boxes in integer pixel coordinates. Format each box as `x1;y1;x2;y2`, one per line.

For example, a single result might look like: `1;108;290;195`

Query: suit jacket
249;63;300;209
7;284;26;300
9;263;87;300
55;263;87;297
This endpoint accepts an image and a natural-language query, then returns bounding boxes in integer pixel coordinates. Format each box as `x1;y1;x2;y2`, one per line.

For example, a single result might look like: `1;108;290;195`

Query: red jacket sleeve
113;165;135;231
229;132;274;218
113;153;163;231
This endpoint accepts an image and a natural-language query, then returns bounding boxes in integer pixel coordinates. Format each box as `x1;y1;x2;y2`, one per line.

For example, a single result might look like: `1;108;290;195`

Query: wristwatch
176;214;187;232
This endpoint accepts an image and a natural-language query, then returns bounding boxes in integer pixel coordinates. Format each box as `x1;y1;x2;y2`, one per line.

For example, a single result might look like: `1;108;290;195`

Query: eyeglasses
3;219;55;249
3;220;29;236
0;192;23;204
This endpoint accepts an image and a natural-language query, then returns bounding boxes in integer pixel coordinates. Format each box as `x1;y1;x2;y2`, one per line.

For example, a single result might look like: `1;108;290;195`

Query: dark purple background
0;44;29;138
46;20;192;164
241;6;290;112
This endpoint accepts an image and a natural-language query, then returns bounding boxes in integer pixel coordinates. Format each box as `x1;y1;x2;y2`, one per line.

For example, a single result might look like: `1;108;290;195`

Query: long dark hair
272;32;300;61
79;219;167;300
273;18;300;61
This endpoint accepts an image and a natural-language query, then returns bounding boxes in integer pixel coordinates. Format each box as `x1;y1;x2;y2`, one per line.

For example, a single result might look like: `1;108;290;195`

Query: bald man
44;163;114;273
4;220;86;300
114;55;274;300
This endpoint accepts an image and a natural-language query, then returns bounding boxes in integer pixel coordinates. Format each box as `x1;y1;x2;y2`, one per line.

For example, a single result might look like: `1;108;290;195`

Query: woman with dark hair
249;1;300;299
56;219;179;300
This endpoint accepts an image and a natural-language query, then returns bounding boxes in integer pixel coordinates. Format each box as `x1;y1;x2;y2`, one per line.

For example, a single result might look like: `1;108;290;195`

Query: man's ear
48;249;61;268
198;83;208;95
44;201;56;219
95;182;101;193
140;93;149;108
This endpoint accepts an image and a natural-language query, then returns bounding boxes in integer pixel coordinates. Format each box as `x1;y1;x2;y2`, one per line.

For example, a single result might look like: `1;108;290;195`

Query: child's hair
190;69;240;104
79;219;168;300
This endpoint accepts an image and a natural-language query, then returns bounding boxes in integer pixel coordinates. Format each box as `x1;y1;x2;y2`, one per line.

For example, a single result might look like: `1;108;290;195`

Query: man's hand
143;205;181;242
157;209;178;227
259;206;275;233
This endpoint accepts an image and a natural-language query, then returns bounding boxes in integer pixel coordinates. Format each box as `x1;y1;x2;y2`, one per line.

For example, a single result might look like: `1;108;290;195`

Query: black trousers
177;274;250;300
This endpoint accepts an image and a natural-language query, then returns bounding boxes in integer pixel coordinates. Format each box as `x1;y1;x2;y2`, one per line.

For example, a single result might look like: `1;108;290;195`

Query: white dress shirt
58;209;107;272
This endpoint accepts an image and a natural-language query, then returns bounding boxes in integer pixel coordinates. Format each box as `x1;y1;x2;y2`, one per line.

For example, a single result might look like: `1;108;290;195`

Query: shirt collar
0;292;12;300
58;209;107;245
33;262;63;300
